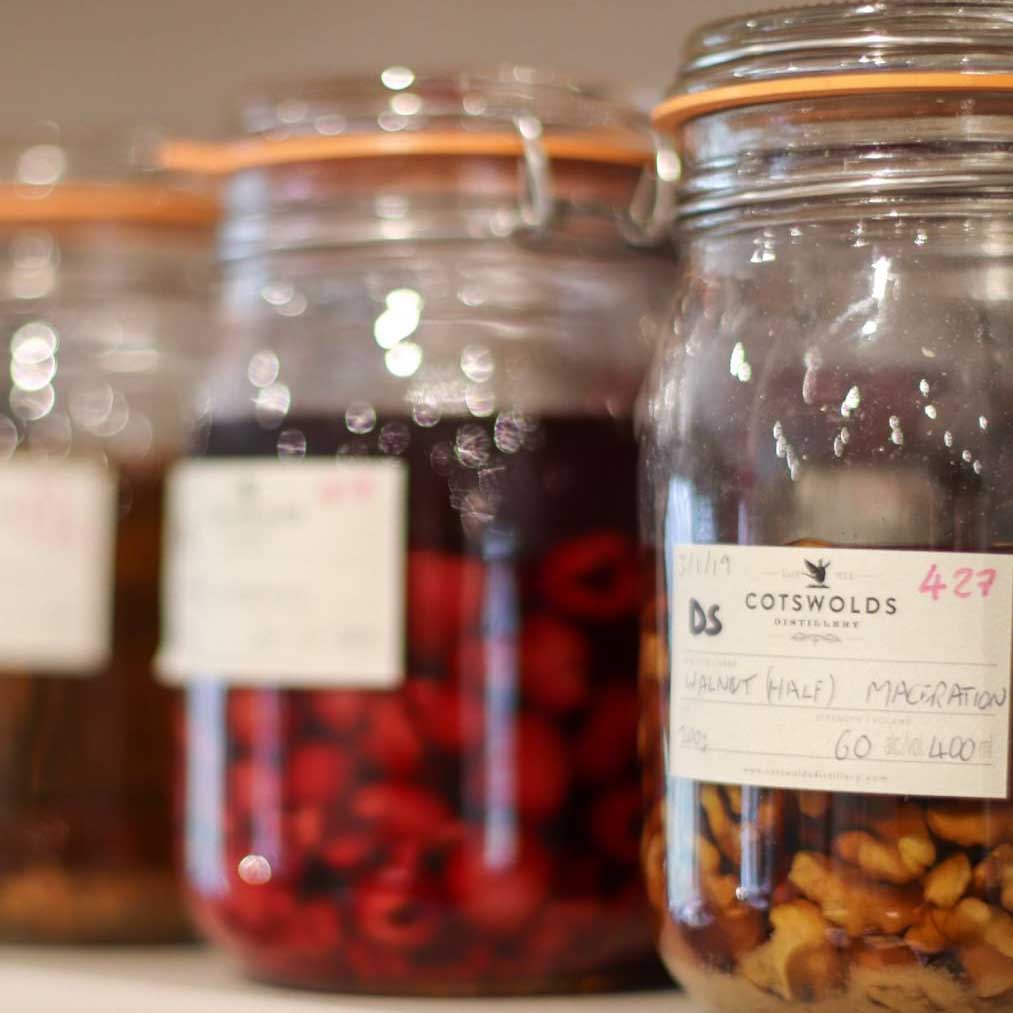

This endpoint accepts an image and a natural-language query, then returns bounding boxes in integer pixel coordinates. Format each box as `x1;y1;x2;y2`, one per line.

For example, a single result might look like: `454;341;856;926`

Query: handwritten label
0;459;116;673
158;459;407;688
669;545;1013;799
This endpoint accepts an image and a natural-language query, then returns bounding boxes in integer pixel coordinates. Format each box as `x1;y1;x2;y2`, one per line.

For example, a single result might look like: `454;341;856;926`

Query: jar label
0;459;116;674
669;544;1013;799
158;459;407;688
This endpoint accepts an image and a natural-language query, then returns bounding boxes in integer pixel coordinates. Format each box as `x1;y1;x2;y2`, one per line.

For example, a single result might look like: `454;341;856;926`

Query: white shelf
0;946;694;1012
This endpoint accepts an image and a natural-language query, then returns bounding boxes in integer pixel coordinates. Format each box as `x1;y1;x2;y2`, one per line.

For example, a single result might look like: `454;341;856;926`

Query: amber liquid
0;469;186;942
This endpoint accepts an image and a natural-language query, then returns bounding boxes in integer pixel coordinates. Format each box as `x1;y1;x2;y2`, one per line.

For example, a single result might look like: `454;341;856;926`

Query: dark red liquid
182;412;665;993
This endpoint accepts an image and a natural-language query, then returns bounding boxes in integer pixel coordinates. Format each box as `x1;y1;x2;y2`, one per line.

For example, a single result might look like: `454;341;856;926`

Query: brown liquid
0;467;186;942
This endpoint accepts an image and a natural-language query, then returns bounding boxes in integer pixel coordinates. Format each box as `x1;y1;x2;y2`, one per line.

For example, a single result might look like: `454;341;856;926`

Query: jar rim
0;125;218;227
653;70;1013;132
656;0;1013;131
161;66;655;175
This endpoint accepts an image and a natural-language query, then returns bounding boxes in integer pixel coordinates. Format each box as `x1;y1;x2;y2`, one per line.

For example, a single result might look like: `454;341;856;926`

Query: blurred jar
0;125;214;942
160;68;675;993
642;4;1013;1011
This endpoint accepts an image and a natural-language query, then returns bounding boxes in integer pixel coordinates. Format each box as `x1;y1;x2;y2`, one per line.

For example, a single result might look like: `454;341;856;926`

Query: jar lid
162;67;654;173
0;125;218;227
653;1;1013;132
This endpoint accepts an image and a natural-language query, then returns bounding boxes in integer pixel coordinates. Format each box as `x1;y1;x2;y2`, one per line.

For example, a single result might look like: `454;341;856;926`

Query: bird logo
804;559;831;589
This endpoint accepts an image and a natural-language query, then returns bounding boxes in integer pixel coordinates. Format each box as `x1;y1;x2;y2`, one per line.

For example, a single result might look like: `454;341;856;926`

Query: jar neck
676;92;1013;230
218;154;667;260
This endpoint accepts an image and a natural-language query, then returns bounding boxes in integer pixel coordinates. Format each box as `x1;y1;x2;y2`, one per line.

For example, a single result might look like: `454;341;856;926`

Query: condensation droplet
924;404;937;420
345;401;376;434
378;421;411;455
919;378;930;396
277;428;307;459
10;383;54;421
238;854;272;886
460;344;495;383
494;411;527;454
973;460;984;475
980;415;989;431
465;385;496;418
254;383;291;428
411;398;440;428
247;350;280;388
962;449;974;463
944;430;954;448
0;415;18;458
430;441;454;476
455;424;491;469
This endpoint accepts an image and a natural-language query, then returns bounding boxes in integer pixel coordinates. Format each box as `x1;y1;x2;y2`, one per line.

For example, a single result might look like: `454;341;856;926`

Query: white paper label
0;459;116;673
669;545;1013;799
159;459;407;688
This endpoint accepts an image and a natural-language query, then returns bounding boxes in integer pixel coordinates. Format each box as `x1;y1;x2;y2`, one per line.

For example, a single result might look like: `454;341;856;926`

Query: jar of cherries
160;68;675;992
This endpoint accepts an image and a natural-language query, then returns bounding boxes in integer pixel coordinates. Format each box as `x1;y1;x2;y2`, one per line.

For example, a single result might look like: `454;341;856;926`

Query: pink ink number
918;563;999;601
978;568;998;598
918;564;947;602
953;567;973;599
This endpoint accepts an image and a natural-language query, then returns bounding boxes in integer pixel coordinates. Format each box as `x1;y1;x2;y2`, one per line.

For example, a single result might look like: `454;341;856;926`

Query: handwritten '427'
918;564;997;602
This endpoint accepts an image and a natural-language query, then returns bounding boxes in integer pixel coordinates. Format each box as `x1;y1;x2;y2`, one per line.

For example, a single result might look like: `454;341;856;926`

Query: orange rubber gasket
652;72;1013;133
0;183;218;226
160;130;653;176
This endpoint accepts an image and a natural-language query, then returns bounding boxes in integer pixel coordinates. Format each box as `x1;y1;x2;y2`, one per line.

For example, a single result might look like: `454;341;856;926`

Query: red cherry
344;938;414;982
228;689;288;751
279;899;344;955
351;783;450;839
574;684;639;783
306;690;368;737
446;835;551;935
540;531;641;621
520;615;589;713
320;832;372;873
407;679;484;752
227;878;298;935
588;784;643;863
285;742;350;806
355;882;442;948
228;759;279;816
407;550;485;658
284;804;328;857
516;716;569;819
360;698;424;777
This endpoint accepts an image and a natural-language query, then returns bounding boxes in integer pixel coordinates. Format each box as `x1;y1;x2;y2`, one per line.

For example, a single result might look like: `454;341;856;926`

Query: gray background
7;0;763;135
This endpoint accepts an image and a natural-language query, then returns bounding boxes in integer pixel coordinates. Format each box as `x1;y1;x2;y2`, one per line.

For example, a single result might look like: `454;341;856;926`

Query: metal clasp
514;114;556;237
622;133;680;247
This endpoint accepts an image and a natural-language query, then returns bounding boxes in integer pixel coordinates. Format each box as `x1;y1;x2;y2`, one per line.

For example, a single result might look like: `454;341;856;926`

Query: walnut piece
960;942;1013;999
834;830;932;884
974;844;1013;912
789;851;921;937
923;852;972;909
927;803;1013;848
740;899;843;1002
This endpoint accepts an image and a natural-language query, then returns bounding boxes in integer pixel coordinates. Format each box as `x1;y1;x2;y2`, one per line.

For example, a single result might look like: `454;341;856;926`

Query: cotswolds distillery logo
744;555;898;622
804;557;830;589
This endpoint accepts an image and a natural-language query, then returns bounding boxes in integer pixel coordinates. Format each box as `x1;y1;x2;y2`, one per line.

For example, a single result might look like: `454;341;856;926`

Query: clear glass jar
643;6;1013;1011
160;68;675;993
0;126;214;942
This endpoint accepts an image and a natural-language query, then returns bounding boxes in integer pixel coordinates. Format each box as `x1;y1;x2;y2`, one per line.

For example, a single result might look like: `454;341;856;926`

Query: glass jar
159;68;675;993
0;126;214;942
643;5;1013;1011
